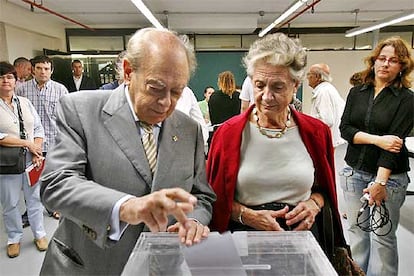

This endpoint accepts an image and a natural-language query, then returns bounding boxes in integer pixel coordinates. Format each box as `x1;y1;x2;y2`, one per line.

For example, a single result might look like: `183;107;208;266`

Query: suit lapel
102;86;153;187
69;79;76;92
79;78;85;90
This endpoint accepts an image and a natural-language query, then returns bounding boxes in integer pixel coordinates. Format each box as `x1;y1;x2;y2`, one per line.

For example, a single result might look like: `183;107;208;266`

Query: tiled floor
0;144;413;275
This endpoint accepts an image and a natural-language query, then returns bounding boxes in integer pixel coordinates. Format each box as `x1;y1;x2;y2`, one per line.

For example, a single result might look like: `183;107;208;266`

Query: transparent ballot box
121;231;337;276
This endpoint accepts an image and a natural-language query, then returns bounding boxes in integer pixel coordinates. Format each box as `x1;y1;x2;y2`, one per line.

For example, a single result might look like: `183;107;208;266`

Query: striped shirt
15;79;27;89
16;79;68;152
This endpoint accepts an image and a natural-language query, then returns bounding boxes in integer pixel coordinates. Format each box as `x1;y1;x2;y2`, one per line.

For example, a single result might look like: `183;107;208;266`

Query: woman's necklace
253;107;291;138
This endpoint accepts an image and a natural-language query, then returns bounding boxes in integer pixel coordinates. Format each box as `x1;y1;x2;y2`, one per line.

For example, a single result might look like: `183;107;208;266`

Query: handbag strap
322;195;335;261
15;97;26;140
322;194;352;260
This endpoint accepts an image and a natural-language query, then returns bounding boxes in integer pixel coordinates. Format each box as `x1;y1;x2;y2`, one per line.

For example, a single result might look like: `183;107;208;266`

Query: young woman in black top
340;36;413;276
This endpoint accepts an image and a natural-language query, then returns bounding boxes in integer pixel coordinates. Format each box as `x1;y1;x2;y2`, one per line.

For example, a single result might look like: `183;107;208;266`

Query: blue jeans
340;166;409;276
0;161;46;244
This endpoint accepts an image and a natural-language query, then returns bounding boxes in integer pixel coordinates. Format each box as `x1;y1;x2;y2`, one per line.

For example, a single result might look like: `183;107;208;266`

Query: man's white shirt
310;81;346;147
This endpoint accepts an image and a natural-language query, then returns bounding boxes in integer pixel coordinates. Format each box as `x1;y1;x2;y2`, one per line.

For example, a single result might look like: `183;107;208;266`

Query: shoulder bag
0;97;27;174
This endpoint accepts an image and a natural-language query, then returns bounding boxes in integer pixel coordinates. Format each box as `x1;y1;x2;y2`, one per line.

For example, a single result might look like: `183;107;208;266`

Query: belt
247;202;295;211
229;201;299;231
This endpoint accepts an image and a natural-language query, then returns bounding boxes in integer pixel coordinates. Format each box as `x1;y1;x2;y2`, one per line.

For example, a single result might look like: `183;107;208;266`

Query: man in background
13;57;32;88
100;51;127;90
64;60;96;92
17;55;69;156
307;63;345;148
16;55;68;221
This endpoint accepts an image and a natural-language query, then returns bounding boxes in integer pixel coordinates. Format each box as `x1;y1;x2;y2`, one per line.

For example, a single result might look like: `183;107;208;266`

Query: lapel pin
172;135;178;142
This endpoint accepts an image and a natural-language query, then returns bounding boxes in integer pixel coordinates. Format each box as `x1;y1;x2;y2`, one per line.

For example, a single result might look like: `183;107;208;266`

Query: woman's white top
235;121;315;206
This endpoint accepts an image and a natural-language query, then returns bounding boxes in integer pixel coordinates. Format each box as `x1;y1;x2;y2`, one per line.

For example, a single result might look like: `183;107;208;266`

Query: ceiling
7;0;414;34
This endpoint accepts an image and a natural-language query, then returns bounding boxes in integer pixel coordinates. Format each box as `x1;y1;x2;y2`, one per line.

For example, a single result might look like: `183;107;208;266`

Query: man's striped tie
140;122;157;175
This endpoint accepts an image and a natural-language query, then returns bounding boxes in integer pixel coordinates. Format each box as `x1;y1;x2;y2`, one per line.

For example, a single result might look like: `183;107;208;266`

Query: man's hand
167;220;210;246
119;188;197;233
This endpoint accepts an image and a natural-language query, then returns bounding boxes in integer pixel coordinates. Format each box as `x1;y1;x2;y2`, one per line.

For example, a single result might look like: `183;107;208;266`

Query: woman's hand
167;220;210;246
31;155;44;169
244;206;289;231
285;199;320;231
375;135;402;153
363;183;387;206
26;141;42;157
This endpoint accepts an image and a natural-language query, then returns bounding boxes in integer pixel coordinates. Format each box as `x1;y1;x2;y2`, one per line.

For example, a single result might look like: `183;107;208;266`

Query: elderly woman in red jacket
207;33;346;255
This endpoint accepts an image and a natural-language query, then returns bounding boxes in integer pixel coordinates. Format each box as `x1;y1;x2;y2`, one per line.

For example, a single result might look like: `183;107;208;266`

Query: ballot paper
182;232;247;276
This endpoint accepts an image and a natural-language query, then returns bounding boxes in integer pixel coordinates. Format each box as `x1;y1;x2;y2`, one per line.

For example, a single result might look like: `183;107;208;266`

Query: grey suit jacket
40;86;216;275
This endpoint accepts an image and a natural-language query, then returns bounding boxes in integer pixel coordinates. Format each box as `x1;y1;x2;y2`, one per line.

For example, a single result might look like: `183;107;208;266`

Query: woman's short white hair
125;28;196;76
243;33;307;82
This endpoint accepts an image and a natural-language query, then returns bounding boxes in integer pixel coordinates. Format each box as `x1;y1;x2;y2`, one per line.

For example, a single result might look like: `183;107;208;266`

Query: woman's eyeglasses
0;74;15;81
375;56;400;66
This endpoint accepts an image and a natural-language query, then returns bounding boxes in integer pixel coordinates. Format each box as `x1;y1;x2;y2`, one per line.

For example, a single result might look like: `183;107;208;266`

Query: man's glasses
376;56;400;66
0;74;15;81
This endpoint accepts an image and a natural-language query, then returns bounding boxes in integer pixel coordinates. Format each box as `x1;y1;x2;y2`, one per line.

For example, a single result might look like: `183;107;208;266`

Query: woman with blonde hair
208;70;241;127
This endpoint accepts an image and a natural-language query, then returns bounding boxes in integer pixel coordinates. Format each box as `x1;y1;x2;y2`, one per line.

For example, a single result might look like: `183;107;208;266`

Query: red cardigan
207;105;345;244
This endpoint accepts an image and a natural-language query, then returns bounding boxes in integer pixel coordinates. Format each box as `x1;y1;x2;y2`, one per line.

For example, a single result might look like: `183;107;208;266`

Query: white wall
0;0;66;62
5;25;64;60
0;22;8;61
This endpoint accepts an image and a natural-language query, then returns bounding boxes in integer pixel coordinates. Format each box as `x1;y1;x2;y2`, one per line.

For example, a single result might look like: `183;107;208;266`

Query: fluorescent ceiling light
345;10;414;37
259;0;308;37
130;0;164;29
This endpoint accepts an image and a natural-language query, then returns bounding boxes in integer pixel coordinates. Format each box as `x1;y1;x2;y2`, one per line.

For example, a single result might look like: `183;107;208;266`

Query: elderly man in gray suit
39;28;216;275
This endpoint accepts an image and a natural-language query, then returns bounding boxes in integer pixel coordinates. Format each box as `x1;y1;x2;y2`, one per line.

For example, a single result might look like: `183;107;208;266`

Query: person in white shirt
306;63;346;148
240;76;254;113
176;87;209;150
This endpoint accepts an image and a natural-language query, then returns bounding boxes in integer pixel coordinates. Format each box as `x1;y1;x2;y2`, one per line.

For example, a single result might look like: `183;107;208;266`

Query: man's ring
305;219;311;226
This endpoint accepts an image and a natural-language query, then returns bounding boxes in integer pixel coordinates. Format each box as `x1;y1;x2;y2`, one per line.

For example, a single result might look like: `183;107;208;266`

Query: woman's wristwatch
374;179;387;186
